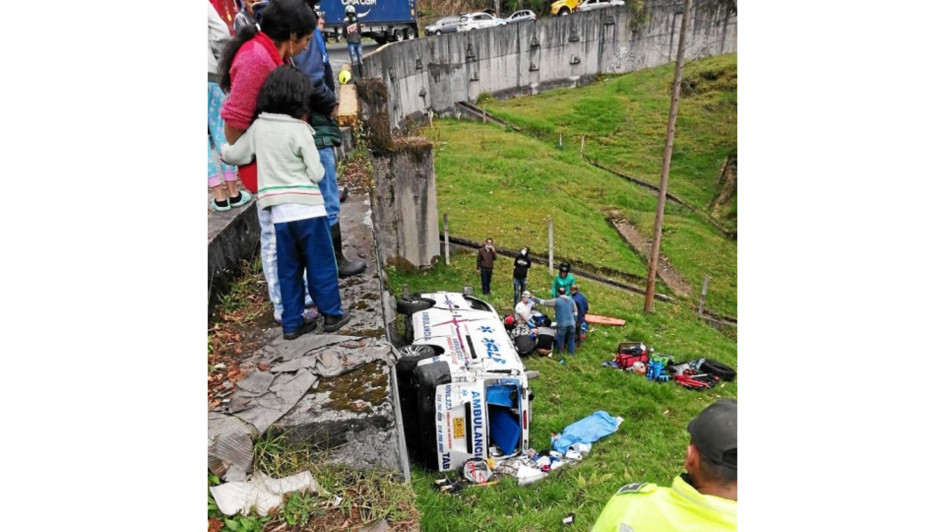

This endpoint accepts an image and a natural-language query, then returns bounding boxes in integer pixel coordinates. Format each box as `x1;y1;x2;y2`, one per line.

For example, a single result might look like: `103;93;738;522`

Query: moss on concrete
320;361;389;413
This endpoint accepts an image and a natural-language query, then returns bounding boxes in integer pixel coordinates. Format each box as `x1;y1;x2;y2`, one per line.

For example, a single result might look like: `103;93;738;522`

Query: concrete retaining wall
362;0;736;130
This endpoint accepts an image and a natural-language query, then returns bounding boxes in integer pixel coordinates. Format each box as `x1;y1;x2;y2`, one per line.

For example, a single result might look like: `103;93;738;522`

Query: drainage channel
442;234;737;329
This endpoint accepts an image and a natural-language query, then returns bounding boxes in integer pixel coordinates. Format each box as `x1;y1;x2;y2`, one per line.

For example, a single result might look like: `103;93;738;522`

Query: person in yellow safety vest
591;399;737;531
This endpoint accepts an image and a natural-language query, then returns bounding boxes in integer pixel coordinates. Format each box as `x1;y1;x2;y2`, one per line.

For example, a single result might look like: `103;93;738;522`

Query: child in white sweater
222;65;350;339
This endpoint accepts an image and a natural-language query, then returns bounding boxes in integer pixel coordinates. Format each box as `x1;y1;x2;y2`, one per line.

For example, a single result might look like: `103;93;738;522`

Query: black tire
375;35;388;45
394;29;405;41
435;30;442;35
407;27;417;39
397;295;435;315
701;359;736;381
559;8;571;16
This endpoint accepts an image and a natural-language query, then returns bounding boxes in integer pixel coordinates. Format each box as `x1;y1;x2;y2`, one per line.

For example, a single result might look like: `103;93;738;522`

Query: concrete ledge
208;201;260;313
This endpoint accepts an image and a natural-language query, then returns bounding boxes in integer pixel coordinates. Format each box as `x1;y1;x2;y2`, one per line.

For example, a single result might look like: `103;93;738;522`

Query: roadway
326;40;380;80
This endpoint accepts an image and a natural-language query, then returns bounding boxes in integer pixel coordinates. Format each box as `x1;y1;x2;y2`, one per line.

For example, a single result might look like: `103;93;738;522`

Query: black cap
687;399;737;470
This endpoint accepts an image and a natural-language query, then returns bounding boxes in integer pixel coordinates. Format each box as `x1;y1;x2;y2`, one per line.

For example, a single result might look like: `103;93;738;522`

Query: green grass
425;120;736;317
482;54;738;221
423;54;737;317
388;53;737;530
387;253;736;530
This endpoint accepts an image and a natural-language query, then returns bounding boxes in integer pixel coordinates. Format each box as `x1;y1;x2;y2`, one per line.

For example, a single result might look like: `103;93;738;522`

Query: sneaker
211;199;231;212
229;190;252;209
283;317;319;340
322;311;351;333
276;308;318;325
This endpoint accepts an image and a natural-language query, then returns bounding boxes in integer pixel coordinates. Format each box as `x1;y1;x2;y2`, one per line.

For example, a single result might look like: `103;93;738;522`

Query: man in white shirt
514;290;536;324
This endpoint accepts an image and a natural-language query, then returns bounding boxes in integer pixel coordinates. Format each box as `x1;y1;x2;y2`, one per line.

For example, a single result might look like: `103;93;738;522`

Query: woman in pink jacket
217;0;319;326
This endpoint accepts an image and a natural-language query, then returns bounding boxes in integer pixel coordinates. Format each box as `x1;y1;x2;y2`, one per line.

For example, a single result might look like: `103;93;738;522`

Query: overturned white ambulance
394;291;532;472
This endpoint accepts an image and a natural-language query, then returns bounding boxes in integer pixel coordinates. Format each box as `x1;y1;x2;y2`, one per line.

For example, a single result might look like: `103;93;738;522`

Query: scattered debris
209;471;326;517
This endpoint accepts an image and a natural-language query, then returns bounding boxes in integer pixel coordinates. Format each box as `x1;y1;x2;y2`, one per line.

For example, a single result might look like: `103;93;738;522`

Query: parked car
457;12;507;32
550;0;581;16
505;10;537;23
573;0;626;13
394;291;532;472
425;15;462;36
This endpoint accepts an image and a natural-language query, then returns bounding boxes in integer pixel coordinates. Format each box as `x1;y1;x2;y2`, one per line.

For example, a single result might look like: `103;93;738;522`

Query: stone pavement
207;153;410;483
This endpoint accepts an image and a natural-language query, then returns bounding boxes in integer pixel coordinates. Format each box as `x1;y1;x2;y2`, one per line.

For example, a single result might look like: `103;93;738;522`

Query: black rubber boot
331;223;367;277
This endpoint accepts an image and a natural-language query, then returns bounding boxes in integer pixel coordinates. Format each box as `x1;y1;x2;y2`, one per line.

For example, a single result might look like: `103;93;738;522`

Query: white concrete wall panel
362;0;736;130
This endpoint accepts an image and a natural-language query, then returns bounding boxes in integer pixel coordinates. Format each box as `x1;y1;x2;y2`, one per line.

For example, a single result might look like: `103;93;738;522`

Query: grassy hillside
483;54;738;229
390;55;737;529
388;253;737;531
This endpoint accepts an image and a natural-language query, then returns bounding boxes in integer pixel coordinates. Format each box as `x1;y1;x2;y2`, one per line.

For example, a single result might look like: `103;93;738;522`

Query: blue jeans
317;147;339;227
556;324;575;355
274;216;343;333
513;277;527;305
258;203;313;321
480;268;493;295
347;42;363;66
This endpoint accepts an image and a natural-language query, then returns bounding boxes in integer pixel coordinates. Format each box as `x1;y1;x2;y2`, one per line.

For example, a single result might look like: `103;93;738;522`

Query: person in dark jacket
570;285;589;348
295;2;366;278
476;238;497;295
342;5;363;76
512;246;532;305
234;0;262;33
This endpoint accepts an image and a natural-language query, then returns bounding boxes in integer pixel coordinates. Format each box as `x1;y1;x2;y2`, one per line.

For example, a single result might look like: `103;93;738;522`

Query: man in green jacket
550;262;576;298
592;399;737;531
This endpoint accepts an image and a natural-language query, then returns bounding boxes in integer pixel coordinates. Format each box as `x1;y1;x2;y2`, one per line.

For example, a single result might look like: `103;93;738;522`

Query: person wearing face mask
476;237;497;296
512;246;532;305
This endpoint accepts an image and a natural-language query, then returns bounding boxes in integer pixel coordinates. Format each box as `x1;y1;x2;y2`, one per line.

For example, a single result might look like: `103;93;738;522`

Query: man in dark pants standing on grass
512;246;532;305
476;238;497;295
570;284;588;348
535;287;577;355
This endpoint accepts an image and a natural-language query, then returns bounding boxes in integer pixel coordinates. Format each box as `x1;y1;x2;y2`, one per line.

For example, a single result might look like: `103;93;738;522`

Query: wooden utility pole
644;0;691;314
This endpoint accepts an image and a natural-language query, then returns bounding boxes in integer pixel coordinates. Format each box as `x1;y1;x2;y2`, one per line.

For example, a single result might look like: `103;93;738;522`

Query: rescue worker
550;262;576;298
514;290;536;325
534;287;577;355
591;399;737;531
570;285;588;348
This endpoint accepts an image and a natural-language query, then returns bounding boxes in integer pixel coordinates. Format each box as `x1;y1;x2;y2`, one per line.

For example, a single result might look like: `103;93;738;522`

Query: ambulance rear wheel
396;295;435;315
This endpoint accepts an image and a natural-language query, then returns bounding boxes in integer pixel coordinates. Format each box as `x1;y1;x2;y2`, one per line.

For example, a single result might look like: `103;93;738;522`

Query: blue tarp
552;410;623;455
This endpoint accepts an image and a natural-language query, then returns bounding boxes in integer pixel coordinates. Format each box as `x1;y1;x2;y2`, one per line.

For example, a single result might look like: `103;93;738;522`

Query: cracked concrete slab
208;190;410;483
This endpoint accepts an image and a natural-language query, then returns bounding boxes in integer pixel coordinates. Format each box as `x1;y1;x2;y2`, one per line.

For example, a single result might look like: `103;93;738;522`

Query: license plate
452;417;465;439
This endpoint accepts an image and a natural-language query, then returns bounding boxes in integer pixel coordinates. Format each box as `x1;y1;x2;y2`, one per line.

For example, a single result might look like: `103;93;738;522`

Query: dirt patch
710;153;737;221
339;149;374;195
607;211;692;297
208;274;279;409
